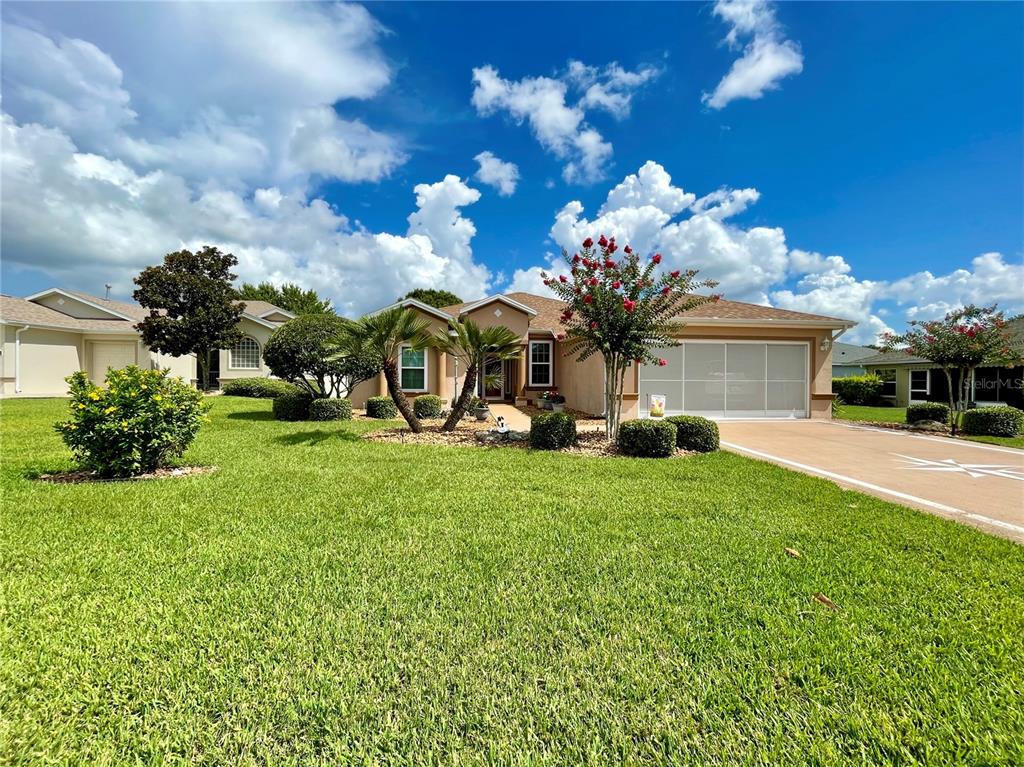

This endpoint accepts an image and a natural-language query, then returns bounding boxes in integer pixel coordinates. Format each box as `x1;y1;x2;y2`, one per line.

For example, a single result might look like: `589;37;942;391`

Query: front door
482;357;504;400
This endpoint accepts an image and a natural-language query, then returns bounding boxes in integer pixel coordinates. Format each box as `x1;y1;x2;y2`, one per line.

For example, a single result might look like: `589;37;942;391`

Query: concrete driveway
718;420;1024;543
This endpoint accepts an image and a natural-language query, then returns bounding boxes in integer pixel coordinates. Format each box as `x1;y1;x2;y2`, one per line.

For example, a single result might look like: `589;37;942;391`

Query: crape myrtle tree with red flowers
882;304;1022;435
541;235;718;440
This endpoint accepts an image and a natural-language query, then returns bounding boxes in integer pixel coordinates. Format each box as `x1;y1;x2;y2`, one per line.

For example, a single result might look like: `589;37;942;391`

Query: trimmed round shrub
832;375;884;405
906;402;950;425
309;398;353;421
617;419;677;458
222;377;299;398
962;405;1024;437
530;412;577;450
56;366;209;478
413;395;444;419
366;396;398;419
666;415;719;452
272;391;312;421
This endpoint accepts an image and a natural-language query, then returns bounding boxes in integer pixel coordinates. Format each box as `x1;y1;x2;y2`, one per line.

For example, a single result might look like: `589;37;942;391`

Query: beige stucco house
0;288;293;396
350;291;856;420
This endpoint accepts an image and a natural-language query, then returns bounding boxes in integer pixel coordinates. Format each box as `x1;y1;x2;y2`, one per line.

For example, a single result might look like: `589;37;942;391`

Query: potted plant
471;397;490;421
549;393;566;413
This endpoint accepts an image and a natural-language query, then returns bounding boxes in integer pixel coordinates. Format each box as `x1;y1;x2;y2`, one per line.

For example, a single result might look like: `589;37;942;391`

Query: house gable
27;289;137;322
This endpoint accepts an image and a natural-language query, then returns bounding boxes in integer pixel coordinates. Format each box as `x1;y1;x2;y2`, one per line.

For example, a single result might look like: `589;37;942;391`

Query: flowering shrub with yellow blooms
56;366;209;477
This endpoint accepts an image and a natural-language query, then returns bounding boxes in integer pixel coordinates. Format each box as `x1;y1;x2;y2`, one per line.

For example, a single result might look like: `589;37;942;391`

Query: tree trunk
943;367;957;435
383;358;421;433
443;362;478;431
604;352;626;441
198;348;211;391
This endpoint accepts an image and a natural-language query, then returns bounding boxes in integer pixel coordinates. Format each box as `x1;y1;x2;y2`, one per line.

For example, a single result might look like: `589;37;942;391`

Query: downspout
14;325;30;393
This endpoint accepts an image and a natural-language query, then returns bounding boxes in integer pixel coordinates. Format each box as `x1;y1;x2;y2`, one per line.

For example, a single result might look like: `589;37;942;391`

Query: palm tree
434;319;522;431
334;307;432;432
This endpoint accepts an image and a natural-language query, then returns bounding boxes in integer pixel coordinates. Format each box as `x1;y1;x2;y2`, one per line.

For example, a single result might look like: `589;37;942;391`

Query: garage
639;341;809;419
90;341;137;379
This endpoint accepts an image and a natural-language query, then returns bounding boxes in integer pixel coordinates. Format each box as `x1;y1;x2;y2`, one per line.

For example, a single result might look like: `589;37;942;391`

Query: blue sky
2;1;1021;342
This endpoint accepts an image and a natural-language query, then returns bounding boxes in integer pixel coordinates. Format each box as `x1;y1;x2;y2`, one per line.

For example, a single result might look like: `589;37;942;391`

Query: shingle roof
832;342;879;364
238;300;293;321
2;289;292;331
443;292;854;334
0;295;136;332
62;289;149;321
857;350;931;365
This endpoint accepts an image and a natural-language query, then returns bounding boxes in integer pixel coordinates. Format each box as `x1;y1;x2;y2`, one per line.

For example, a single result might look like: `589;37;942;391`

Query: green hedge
309;398;353;421
906;402;950;425
530;412;577;450
666;415;719;452
962;405;1024;437
617;419;677;458
366;396;398;419
413;395;444;419
832;375;884;405
272;391;312;422
221;377;299;398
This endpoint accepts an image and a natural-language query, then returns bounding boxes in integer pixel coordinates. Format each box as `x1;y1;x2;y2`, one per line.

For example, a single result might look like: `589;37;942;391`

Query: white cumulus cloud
703;0;804;110
471;61;657;184
1;114;489;317
473;151;520;196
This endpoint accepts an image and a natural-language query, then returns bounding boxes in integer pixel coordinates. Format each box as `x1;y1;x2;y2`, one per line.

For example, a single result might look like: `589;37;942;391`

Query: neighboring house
858;318;1024;408
831;342;878;377
0;288;294;396
350;291;855;420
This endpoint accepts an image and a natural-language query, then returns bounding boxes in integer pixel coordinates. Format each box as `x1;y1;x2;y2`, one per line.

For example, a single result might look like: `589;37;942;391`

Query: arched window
230;337;260;370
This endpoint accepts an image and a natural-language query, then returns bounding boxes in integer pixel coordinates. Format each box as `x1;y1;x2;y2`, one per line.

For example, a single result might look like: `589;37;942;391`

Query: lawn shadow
226;410;275;422
274;429;362;446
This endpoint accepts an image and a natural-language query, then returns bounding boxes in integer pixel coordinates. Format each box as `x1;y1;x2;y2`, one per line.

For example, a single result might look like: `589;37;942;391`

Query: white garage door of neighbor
91;342;137;376
639;341;809;419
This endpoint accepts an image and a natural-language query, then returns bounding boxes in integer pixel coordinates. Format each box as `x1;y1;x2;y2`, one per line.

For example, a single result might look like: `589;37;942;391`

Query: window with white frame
230;336;260;369
910;369;930;400
529;340;552;387
400;346;427;391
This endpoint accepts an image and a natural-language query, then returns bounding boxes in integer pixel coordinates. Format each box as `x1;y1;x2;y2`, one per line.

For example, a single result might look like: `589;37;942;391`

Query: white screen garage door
639;342;808;419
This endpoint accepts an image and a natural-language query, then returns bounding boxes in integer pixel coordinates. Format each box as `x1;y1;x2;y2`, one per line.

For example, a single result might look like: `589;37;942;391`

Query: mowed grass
835;404;1024;449
2;397;1023;766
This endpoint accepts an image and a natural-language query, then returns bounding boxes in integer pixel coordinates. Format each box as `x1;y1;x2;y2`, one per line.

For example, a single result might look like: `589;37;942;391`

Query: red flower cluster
582;237;593;249
652;253;662;265
658;358;668;367
623;298;636;313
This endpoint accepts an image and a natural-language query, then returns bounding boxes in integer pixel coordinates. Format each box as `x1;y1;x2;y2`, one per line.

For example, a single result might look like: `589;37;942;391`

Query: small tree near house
882;304;1023;434
432;319;522;431
331;307;432;433
541;235;718;440
134;247;244;391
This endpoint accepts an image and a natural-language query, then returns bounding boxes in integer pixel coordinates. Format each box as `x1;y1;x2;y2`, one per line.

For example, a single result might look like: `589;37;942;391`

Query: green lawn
834;404;908;423
2;397;1023;765
835;404;1024;448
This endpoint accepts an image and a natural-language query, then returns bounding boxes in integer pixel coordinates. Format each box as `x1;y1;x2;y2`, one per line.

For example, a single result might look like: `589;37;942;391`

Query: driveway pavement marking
893;453;1024;481
721;440;1024;539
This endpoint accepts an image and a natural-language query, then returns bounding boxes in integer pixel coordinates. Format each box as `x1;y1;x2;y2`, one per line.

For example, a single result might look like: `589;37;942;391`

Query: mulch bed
365;420;693;458
36;466;218;484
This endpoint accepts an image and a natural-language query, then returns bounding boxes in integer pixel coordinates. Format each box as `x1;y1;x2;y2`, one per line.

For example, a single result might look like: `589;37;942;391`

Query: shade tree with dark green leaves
403;288;462;309
236;281;333;315
263;314;380;400
133;246;244;391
